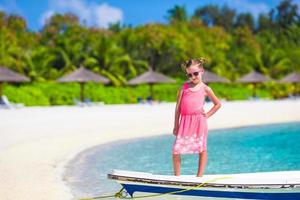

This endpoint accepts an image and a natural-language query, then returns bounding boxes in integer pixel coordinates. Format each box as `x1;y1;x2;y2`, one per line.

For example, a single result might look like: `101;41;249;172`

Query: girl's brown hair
181;58;206;71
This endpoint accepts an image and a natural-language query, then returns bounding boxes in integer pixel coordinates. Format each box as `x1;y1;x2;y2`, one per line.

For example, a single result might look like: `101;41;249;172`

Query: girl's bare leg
173;154;181;176
197;150;207;177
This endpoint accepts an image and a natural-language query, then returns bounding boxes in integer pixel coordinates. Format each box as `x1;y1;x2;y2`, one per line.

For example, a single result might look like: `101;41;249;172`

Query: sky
0;0;299;32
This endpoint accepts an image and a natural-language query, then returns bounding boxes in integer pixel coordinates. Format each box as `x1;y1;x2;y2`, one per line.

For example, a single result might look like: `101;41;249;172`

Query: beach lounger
73;98;104;107
84;98;104;106
0;95;24;109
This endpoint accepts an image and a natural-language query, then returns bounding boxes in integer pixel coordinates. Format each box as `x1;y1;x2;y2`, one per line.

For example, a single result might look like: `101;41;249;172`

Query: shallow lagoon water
64;122;300;199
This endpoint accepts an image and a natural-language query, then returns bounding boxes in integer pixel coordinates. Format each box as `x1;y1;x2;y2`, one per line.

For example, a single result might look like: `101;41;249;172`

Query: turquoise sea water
64;122;300;199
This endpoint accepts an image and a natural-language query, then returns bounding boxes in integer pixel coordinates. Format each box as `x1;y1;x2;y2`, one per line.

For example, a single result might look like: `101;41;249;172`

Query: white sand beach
0;100;300;200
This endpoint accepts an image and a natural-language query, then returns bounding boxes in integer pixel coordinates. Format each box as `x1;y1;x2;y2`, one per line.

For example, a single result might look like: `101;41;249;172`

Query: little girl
172;58;222;177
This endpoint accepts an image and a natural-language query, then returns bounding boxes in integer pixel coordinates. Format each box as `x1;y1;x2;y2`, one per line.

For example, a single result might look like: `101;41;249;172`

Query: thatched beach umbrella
0;66;30;96
57;66;109;102
279;72;300;95
279;72;300;83
203;71;230;83
128;68;176;98
236;70;270;97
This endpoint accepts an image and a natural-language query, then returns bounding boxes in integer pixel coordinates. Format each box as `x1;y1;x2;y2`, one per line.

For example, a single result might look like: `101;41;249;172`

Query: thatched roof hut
128;69;176;99
57;66;109;102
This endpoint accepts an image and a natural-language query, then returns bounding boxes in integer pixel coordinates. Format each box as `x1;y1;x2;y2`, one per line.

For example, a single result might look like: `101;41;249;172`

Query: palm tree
23;46;57;80
83;35;147;86
167;5;188;23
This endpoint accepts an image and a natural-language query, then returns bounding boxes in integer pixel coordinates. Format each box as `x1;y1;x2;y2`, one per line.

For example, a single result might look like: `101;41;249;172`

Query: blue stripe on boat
122;183;300;200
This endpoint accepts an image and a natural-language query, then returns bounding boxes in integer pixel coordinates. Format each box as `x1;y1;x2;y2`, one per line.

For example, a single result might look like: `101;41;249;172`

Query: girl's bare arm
204;86;221;118
173;89;182;134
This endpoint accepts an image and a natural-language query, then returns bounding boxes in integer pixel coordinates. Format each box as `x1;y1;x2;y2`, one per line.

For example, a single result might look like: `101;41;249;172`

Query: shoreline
64;121;300;199
0;100;300;199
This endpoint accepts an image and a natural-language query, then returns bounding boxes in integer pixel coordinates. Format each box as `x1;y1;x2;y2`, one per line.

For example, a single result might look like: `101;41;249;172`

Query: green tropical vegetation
0;0;299;105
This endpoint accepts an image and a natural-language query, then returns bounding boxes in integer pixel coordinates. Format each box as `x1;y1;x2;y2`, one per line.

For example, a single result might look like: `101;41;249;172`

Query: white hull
108;170;300;199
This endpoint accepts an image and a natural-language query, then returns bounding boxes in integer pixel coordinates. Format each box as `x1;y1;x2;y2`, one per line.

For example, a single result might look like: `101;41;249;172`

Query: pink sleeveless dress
172;82;208;155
